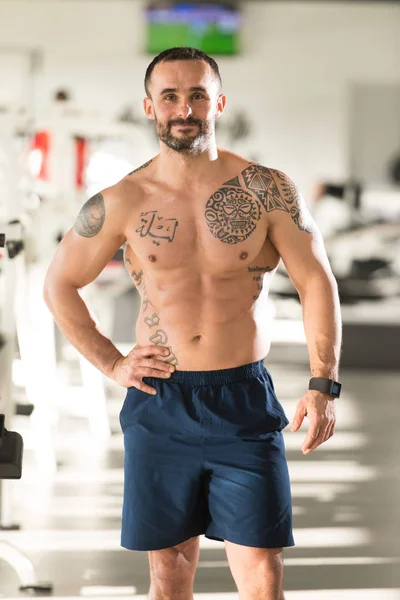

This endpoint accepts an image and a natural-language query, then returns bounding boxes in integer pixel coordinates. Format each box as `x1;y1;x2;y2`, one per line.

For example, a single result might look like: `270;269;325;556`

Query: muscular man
44;47;341;600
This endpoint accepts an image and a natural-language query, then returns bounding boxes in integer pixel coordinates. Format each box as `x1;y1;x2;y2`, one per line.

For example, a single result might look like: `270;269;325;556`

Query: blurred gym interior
0;1;399;598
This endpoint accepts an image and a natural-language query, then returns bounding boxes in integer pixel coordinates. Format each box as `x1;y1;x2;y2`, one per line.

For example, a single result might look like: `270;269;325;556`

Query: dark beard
155;116;213;155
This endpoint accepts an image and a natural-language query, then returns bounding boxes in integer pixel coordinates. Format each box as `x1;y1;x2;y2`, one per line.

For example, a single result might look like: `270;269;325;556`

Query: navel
148;254;157;263
239;251;248;260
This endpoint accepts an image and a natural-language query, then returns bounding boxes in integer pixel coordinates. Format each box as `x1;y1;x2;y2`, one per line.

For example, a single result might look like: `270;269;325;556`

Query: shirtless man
44;47;341;600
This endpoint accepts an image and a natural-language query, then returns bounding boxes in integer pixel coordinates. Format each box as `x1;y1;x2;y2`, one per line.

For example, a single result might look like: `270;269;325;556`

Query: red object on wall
32;130;51;180
75;136;88;189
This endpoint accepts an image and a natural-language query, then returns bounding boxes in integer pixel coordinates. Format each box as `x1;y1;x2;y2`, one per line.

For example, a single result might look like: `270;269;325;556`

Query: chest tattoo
204;164;312;244
205;186;261;244
136;210;179;245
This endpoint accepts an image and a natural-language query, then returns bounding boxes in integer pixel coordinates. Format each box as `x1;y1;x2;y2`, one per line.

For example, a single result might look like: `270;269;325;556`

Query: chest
125;184;272;272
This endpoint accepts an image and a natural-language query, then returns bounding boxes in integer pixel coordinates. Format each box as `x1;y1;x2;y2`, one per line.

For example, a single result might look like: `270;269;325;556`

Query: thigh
120;386;208;551
205;432;294;549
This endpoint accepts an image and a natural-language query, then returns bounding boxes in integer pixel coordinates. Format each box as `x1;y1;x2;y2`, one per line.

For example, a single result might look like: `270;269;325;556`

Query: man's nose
176;102;193;119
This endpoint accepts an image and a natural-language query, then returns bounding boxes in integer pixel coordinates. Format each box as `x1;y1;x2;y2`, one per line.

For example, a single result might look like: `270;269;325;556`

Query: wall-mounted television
146;2;240;55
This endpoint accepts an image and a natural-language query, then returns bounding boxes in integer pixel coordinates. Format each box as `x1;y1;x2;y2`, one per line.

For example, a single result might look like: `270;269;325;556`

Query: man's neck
155;143;221;187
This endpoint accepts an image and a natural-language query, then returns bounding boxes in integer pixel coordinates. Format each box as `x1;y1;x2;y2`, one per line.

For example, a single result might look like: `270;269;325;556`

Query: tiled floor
1;363;399;599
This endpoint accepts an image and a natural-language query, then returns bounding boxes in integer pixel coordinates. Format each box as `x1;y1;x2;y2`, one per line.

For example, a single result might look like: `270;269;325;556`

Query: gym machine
0;231;53;594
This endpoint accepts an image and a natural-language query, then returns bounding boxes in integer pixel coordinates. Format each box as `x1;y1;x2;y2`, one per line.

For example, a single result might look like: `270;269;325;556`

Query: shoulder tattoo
242;164;312;233
74;192;105;238
205;164;312;244
128;159;153;176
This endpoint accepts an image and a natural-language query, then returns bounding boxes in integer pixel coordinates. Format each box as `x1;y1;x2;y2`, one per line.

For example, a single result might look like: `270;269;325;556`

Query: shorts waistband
158;359;267;386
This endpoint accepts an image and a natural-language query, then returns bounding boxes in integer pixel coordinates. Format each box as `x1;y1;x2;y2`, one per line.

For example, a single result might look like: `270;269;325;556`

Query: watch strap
309;377;341;398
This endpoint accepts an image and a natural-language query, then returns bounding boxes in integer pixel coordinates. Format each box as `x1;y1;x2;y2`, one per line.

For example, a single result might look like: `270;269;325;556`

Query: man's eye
165;95;176;101
193;94;204;100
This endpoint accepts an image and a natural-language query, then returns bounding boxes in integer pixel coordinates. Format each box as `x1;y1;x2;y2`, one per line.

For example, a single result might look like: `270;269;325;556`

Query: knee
231;548;284;596
148;538;199;591
248;554;283;587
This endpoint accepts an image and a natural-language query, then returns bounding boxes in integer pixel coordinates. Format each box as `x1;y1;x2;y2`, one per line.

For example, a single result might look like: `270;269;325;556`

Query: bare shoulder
218;148;255;177
117;156;156;201
74;177;137;240
233;163;314;234
219;151;290;194
125;157;156;180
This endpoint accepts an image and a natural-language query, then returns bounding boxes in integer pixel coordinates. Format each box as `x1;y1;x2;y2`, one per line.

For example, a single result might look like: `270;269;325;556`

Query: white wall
0;0;399;195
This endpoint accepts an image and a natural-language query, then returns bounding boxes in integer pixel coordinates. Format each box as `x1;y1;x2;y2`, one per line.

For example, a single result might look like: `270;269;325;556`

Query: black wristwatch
309;377;341;398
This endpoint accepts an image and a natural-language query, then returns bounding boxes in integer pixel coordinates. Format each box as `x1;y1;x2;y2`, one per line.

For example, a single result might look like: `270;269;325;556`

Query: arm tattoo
242;165;312;233
128;159;153;175
74;193;105;238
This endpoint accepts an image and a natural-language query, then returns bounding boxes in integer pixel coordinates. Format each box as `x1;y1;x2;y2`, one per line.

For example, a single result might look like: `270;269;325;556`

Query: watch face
332;382;341;396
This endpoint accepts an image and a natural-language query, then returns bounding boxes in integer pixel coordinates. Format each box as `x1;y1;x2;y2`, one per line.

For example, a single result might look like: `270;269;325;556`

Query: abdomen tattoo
123;248;179;366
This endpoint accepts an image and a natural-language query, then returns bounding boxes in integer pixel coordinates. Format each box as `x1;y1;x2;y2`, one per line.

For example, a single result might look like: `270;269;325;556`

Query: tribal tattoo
242;165;312;233
136;211;179;246
205;186;261;244
74;193;105;238
204;165;312;244
128;159;153;176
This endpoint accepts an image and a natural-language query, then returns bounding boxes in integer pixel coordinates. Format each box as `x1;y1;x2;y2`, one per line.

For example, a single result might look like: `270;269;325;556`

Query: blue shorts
119;359;294;551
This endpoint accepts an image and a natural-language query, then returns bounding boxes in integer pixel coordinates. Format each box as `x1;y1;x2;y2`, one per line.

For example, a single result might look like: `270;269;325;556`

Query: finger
142;357;175;373
291;406;307;432
131;379;158;395
135;345;171;358
305;418;333;453
138;366;173;379
324;419;336;442
301;422;320;453
305;428;327;453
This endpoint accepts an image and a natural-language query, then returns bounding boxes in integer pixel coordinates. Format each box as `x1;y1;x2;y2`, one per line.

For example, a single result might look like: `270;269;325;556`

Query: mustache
168;118;203;127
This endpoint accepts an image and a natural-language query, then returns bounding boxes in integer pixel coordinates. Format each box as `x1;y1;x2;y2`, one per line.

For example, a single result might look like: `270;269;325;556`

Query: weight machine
0;108;54;593
0;99;152;592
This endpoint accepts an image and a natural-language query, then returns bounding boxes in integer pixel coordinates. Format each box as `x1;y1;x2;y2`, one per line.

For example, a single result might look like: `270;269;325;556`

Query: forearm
298;275;342;380
43;282;123;378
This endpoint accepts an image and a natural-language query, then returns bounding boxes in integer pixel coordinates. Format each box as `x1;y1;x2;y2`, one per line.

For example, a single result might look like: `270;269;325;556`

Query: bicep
45;191;126;290
266;170;334;291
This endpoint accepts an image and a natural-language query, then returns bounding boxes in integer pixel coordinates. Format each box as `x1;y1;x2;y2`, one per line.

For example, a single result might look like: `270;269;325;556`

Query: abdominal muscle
135;290;273;371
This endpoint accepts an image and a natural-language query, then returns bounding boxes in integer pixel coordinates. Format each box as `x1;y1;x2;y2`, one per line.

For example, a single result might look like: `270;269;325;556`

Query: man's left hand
290;390;336;454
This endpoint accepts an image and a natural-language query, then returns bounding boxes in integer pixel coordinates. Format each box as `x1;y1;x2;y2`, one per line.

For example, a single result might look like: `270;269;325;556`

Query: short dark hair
144;46;222;97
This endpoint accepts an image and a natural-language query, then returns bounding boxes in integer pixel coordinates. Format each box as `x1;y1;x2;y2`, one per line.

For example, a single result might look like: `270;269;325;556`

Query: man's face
144;60;226;155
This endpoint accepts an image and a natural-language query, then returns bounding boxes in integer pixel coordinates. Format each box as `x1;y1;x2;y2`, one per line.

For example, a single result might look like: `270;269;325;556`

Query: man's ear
143;96;155;120
215;93;227;118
